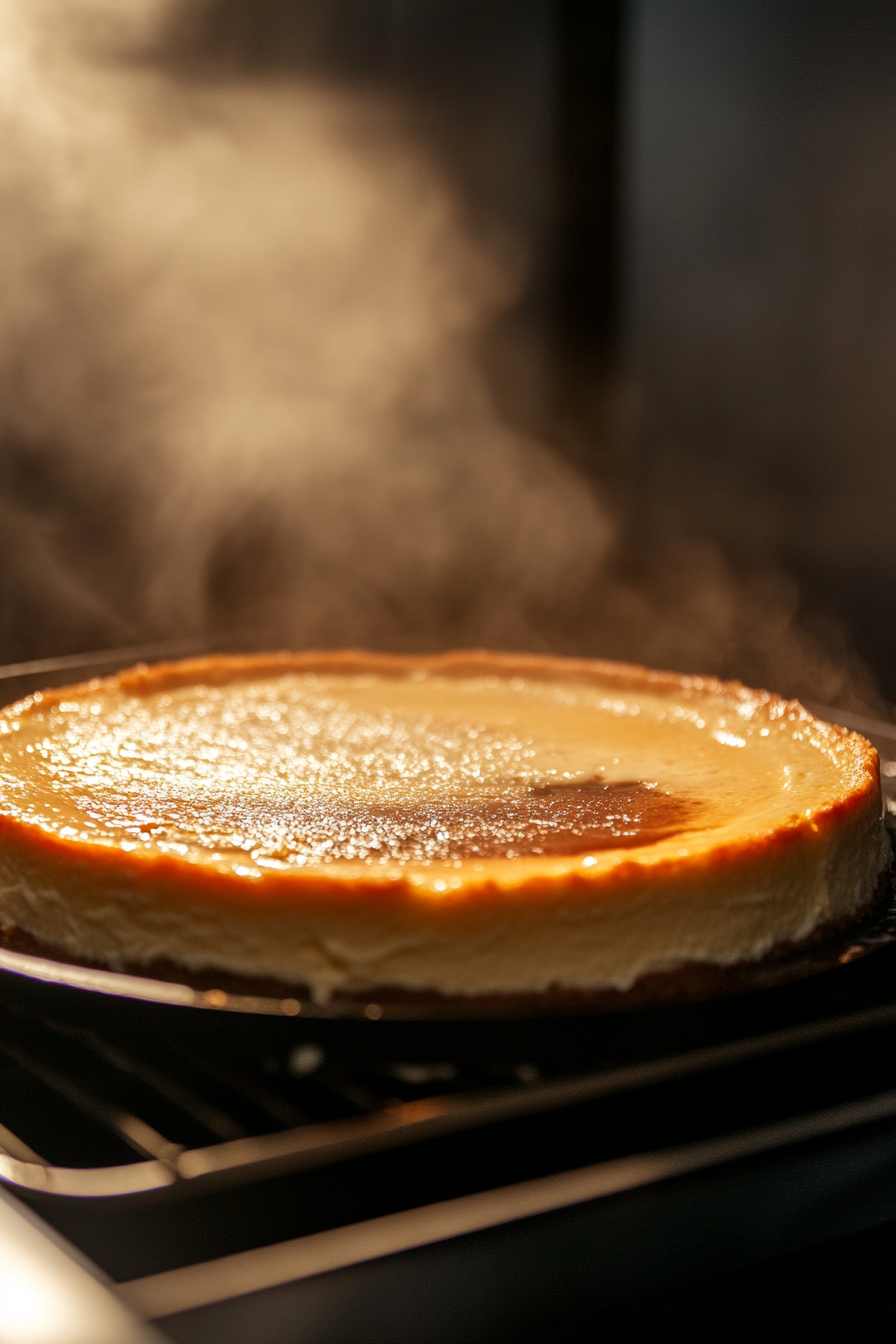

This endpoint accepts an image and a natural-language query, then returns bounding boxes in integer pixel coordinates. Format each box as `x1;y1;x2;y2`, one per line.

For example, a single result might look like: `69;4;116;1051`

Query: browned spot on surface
241;779;703;863
392;780;701;860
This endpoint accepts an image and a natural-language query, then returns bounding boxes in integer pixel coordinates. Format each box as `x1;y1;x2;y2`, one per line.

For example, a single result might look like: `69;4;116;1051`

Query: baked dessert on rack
0;651;889;1009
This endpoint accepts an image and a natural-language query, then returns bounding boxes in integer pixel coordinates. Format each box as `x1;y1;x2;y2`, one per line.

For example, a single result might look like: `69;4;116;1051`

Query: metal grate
2;916;896;1203
0;987;555;1195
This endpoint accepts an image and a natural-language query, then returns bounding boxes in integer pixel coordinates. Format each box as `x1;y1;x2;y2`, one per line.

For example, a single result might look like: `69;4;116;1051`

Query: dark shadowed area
626;0;896;703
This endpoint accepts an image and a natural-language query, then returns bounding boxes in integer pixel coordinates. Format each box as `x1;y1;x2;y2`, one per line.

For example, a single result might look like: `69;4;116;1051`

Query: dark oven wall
626;0;896;704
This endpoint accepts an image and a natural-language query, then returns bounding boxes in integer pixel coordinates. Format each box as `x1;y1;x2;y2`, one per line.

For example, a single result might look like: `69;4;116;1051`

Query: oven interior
0;2;894;1336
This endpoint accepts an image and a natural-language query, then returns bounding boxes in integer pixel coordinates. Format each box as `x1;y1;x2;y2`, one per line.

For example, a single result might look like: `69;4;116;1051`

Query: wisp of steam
0;0;884;713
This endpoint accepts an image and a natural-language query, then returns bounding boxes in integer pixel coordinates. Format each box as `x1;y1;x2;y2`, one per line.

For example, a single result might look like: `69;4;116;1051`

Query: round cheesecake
0;651;889;1006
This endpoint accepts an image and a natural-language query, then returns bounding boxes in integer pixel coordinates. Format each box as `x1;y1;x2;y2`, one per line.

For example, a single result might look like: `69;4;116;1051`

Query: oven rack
0;927;894;1204
5;929;896;1332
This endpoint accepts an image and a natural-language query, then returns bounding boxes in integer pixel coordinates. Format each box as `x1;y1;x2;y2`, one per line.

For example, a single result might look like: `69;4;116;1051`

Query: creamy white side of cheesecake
0;797;887;1002
0;663;890;1000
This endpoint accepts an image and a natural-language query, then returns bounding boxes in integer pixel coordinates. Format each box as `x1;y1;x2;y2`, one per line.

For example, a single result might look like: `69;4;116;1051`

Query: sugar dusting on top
0;672;713;866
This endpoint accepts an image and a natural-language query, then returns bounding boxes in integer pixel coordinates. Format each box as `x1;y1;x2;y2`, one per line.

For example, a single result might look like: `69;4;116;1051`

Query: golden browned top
0;651;880;893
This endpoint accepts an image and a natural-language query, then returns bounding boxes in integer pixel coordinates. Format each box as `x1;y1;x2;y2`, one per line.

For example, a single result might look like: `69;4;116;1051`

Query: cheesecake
0;651;889;1007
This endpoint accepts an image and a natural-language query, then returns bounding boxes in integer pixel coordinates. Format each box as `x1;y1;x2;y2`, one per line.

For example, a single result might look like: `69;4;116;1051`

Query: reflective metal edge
117;1086;896;1321
0;636;221;685
0;946;298;1015
0;1152;177;1197
0;947;198;1007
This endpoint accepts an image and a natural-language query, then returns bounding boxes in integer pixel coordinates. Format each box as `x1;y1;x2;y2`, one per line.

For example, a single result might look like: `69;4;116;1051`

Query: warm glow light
0;1253;74;1342
0;1190;154;1343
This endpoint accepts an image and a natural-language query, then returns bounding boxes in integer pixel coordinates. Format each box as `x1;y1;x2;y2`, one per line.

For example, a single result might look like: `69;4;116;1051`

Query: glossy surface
0;662;859;875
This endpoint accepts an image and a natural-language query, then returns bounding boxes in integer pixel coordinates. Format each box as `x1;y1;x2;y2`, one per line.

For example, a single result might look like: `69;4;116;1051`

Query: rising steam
0;0;883;713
